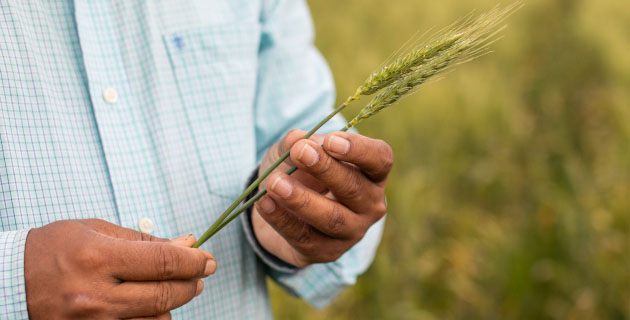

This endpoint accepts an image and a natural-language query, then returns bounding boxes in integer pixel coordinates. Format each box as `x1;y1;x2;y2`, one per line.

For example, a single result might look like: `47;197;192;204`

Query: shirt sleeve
254;0;348;161
0;229;31;319
250;0;385;309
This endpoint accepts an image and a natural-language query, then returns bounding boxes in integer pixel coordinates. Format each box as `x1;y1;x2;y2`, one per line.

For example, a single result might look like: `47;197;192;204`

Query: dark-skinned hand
253;130;392;267
25;219;216;319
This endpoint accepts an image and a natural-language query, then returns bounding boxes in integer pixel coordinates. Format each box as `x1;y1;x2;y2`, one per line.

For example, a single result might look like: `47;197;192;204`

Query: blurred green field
269;0;630;319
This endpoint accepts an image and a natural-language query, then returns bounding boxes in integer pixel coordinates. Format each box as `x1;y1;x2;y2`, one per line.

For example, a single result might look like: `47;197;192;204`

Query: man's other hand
25;219;216;319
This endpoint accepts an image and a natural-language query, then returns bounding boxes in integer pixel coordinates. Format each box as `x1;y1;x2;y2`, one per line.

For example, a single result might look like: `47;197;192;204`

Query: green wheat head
345;2;523;129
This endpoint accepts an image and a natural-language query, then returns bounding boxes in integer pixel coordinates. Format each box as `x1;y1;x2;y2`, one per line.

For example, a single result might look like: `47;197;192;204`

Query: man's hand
253;130;392;267
25;219;216;319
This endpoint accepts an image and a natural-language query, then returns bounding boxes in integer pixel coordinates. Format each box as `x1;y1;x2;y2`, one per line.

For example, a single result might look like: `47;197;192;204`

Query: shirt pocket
162;23;260;198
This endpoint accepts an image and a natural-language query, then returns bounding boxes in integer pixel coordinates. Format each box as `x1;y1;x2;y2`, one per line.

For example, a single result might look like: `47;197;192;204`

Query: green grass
269;0;630;319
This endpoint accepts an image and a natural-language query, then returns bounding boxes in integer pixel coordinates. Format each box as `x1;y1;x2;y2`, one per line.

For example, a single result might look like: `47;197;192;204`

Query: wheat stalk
193;2;523;247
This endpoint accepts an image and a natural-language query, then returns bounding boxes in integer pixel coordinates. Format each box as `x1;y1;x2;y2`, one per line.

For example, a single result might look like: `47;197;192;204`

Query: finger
289;138;380;213
125;312;172;320
254;193;322;244
254;195;350;263
279;130;325;155
262;172;365;240
276;130;325;166
113;279;202;318
104;239;215;281
323;132;394;183
83;224;217;279
79;219;168;242
262;130;327;192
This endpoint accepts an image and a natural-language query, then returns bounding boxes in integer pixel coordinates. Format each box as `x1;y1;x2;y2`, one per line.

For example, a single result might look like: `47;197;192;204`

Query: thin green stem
210;125;352;237
193;97;357;248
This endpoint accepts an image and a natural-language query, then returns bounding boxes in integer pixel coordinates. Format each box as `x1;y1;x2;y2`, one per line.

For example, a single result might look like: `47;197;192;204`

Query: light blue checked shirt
0;1;384;319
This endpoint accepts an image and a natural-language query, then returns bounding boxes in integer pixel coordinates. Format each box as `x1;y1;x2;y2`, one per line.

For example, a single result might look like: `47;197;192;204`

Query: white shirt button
138;217;154;234
102;87;118;104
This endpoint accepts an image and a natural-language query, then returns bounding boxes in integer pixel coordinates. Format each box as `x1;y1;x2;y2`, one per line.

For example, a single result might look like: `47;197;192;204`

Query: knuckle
354;228;368;243
293;226;314;250
378;140;394;171
293;191;312;211
141;232;157;242
373;201;387;219
337;170;363;199
272;213;294;231
313;154;334;174
296;228;312;245
154;282;172;314
74;245;104;269
156;246;177;279
327;206;347;235
297;243;316;257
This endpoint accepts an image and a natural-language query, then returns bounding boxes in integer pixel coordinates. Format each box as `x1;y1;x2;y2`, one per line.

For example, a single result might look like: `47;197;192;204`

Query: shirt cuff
240;168;300;274
0;229;31;319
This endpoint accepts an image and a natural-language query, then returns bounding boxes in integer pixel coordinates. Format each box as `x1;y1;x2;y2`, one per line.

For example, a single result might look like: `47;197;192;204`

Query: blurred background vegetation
269;0;629;319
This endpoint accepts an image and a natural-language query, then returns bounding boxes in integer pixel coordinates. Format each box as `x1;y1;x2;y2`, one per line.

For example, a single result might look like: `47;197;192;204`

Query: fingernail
328;136;350;155
271;176;293;198
258;196;276;214
204;259;216;276
196;279;204;296
297;144;319;166
171;234;195;245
